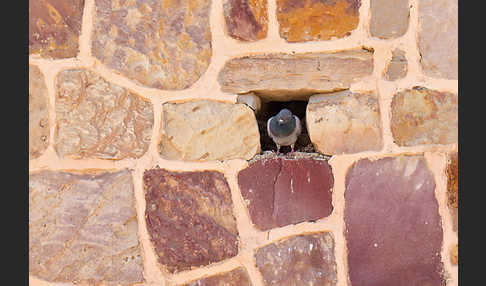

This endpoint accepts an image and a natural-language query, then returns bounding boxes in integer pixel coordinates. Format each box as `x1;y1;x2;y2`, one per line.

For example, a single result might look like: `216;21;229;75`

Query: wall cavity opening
255;99;315;154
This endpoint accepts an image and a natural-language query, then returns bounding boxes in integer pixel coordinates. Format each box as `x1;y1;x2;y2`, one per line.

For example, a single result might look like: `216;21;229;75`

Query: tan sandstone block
218;49;373;101
160;100;260;161
307;91;383;155
29;65;50;159
391;87;458;146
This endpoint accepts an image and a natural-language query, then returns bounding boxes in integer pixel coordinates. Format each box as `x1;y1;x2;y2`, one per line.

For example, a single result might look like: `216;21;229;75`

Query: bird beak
278;118;284;124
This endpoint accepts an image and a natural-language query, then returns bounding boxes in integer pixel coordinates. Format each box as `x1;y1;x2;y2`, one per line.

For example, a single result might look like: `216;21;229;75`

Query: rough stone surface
255;232;337;286
450;244;458;265
159;100;260;161
29;169;143;285
218;49;374;101
370;0;409;39
384;49;407;81
446;152;458;232
418;0;458;79
237;93;262;113
55;68;153;160
390;87;458;146
276;0;360;42
224;0;267;41
92;0;212;90
307;90;383;155
181;267;252;286
144;168;239;273
345;156;445;286
29;65;50;160
29;0;84;58
238;158;333;231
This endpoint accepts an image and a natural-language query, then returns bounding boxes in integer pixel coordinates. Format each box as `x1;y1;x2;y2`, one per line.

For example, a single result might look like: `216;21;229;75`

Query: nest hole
256;99;316;154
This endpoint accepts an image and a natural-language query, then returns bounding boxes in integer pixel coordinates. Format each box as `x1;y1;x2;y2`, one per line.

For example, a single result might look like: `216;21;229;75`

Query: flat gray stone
370;0;409;39
29;169;143;285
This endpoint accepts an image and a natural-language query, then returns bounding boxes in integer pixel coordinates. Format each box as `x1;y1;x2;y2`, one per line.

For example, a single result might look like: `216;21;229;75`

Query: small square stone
255;232;337;286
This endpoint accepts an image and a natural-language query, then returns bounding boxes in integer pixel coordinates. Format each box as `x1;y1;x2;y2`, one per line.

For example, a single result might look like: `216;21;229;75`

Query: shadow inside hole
256;100;316;154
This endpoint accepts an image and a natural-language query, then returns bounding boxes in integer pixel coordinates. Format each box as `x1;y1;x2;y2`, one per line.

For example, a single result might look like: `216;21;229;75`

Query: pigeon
267;108;302;154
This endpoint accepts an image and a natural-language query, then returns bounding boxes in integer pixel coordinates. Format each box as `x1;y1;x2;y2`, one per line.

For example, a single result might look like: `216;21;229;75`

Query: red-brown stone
29;0;84;58
181;267;252;286
144;168;239;273
344;156;445;286
238;158;333;231
224;0;268;41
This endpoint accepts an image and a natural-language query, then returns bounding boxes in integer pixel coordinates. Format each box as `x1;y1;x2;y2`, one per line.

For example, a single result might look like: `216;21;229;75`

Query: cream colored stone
218;49;374;101
160;100;260;161
306;91;383;155
236;93;262;113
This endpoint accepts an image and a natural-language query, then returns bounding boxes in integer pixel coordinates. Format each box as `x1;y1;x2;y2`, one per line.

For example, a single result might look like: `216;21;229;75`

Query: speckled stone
181;267;252;286
370;0;409;39
29;169;143;285
446;152;458;232
238;158;333;231
29;0;84;58
91;0;212;90
159;100;260;161
345;156;445;286
224;0;267;41
218;49;373;101
390;87;458;146
144;168;239;273
384;49;407;81
255;232;337;286
55;68;153;160
418;0;458;79
276;0;360;42
307;90;383;155
29;65;50;160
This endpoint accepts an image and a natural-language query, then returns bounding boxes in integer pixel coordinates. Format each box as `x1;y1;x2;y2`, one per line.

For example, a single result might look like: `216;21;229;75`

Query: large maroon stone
144;168;239;273
344;156;445;286
255;232;337;286
238;158;333;231
181;267;252;286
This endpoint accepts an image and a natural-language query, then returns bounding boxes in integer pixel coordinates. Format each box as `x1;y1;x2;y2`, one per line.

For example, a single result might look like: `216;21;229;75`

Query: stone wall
29;0;458;285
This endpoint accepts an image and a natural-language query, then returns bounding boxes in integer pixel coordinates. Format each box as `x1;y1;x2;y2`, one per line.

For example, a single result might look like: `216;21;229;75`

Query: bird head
276;109;293;125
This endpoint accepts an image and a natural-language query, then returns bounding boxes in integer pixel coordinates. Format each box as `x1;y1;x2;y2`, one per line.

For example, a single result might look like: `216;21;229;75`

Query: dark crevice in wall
255;99;315;154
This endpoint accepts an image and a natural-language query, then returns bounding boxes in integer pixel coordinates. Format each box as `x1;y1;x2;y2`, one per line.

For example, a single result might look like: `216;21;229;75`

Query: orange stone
276;0;360;42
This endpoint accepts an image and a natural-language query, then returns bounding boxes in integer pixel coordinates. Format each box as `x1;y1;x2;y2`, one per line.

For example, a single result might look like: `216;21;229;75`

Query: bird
267;108;302;155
